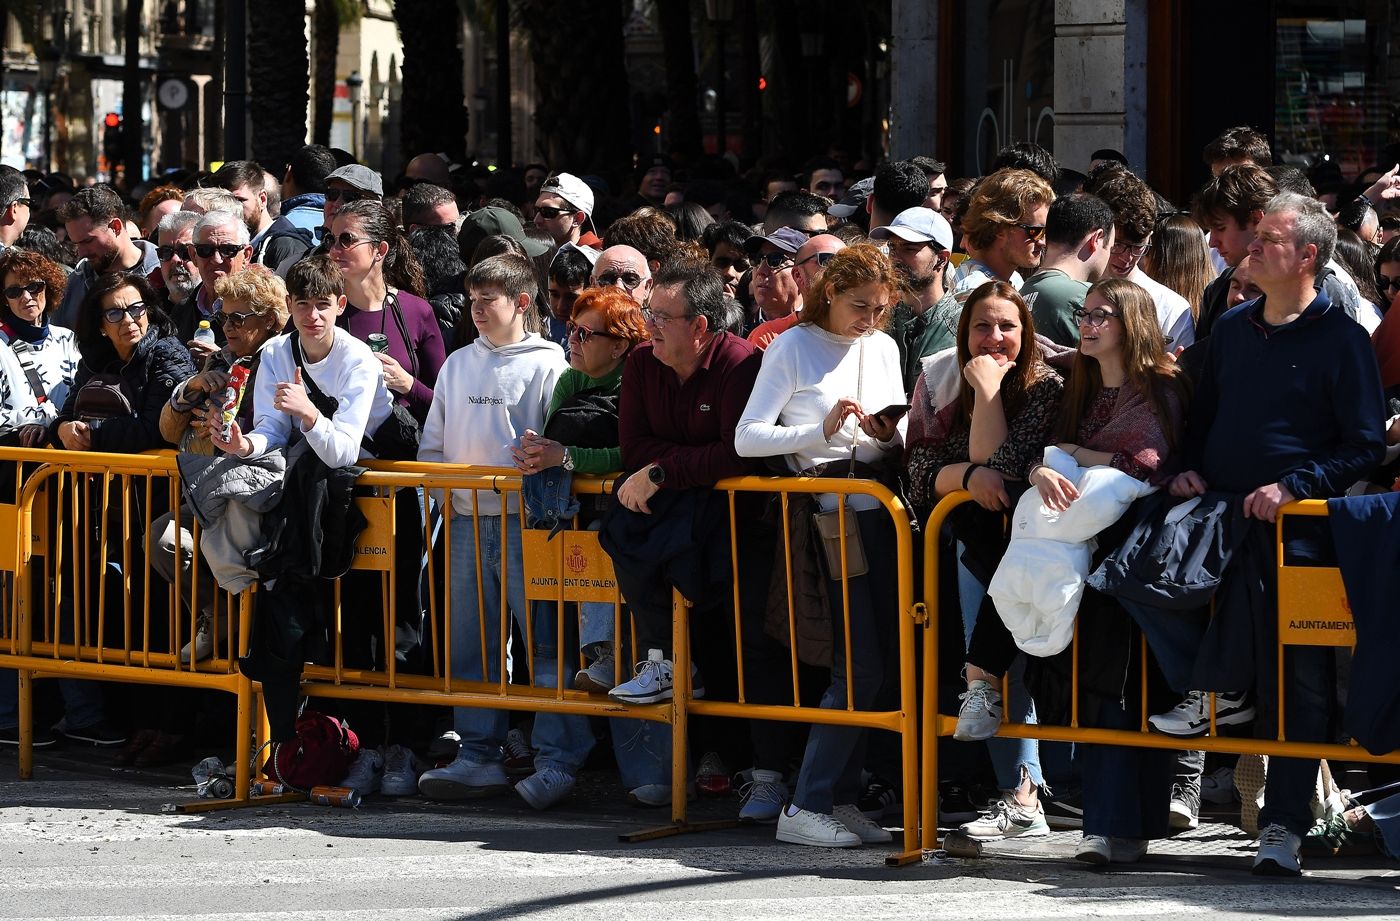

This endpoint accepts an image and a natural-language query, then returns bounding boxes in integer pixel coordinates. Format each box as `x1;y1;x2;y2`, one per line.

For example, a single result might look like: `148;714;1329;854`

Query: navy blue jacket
1184;288;1386;499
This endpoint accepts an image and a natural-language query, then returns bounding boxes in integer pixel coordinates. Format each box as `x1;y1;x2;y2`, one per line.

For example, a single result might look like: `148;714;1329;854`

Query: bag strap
289;334;340;420
385;290;419;380
9;340;47;403
847;338;864;479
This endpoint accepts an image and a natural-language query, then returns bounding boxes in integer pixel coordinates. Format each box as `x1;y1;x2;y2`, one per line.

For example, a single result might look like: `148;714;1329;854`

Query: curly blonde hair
214;265;290;327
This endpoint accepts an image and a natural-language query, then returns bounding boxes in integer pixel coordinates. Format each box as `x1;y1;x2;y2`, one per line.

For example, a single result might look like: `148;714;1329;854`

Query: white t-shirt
1129;267;1196;353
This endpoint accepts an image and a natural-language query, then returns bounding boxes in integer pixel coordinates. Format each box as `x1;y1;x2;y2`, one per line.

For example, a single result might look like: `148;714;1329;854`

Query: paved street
2;748;1398;920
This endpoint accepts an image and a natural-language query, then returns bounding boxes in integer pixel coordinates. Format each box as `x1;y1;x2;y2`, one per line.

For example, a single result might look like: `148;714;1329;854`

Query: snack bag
217;363;252;442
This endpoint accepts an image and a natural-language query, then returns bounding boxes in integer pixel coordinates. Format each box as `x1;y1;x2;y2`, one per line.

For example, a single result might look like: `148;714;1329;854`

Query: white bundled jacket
988;446;1155;656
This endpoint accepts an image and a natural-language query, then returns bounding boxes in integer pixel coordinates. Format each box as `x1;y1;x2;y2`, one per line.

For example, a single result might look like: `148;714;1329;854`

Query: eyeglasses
213;309;263;330
642;308;694;327
534;205;575;220
1072;307;1118;328
594;271;645;291
1015;223;1047;243
101;302;149;325
1111;240;1152;257
325;187;374;204
756;252;794;270
329;232;376;252
8;197;30;210
794;251;837;269
712;255;751;273
156;244;191;261
3;281;45;300
567;321;619;344
192;242;246;260
1381;275;1400;294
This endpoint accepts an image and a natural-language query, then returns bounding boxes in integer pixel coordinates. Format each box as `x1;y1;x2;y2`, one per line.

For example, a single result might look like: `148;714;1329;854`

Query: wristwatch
647;463;666;486
561;449;575;472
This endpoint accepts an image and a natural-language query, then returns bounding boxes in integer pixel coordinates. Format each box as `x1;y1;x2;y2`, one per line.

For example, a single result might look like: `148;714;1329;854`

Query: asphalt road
2;751;1398;921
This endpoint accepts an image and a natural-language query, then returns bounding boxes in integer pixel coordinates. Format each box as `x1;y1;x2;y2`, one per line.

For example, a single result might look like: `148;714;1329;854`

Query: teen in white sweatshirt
415;254;577;808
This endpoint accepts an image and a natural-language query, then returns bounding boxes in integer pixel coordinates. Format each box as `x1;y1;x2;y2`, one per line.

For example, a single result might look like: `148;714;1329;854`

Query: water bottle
194;320;216;347
191;755;234;799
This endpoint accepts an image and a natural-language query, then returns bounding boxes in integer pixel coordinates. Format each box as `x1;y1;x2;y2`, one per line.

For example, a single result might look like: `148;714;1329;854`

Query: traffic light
102;113;121;170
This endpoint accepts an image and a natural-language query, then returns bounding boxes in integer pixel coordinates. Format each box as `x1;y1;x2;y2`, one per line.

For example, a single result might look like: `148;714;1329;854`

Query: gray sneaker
959;796;1050;840
953;680;1002;741
574;654;616;693
1252;823;1302;876
1169;782;1201;830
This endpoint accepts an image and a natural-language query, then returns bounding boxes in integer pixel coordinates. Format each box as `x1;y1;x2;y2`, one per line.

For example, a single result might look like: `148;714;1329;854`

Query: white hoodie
419;332;565;516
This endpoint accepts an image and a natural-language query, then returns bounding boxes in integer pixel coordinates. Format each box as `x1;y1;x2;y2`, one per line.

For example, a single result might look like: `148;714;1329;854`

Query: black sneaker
1043;790;1084;829
1169;782;1201;830
61;721;127;746
0;725;57;747
937;781;982;825
858;775;901;819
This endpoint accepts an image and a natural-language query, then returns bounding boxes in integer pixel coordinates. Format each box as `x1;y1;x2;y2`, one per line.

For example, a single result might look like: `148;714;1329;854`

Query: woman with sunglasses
734;244;906;847
329;199;444;425
1023;277;1188;866
507;285;651;809
0;249;79;445
53;272;194;453
905;279;1064;842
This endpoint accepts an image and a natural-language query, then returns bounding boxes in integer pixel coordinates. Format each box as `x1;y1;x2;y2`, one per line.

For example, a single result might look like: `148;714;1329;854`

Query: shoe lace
384;745;413;775
1258;823;1292;847
194;610;213;635
504;730;532;761
740;777;785;805
958;683;996;714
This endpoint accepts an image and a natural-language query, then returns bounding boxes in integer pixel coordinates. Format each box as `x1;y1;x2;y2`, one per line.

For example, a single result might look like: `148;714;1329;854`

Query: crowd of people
0;126;1398;876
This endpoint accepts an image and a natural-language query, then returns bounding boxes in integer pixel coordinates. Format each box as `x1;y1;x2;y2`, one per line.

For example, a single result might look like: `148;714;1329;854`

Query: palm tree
394;0;468;163
248;0;309;170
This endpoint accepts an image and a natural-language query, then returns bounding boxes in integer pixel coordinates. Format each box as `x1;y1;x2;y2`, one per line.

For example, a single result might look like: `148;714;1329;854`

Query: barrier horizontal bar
295;678;674;721
11;656;245;690
686;699;906;732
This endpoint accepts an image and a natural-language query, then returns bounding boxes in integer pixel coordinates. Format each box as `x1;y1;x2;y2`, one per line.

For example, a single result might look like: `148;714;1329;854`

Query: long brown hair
1054;276;1189;448
954;280;1045;429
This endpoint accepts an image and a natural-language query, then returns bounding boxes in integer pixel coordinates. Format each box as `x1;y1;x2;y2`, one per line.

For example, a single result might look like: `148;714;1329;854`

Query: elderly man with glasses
747;232;846;351
740;226;809;336
179;210;252;358
591;244;654;309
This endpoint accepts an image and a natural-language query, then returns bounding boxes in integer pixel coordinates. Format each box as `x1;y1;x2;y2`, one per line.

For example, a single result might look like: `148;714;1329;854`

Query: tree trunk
122;0;144;184
394;0;468;164
311;0;340;146
657;0;701;159
515;0;631;175
247;0;308;169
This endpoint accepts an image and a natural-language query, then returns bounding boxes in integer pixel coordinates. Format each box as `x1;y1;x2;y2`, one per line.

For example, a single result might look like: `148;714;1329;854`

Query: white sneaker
1148;690;1255;737
959;796;1051;840
1169;783;1201;830
179;610;222;664
953;679;1003;741
627;783;672;808
833;803;892;844
738;769;788;824
1075;834;1148;865
516;767;576;810
776;805;862;848
339;747;384;797
1252;823;1302;876
380;744;421;796
608;648;706;704
417;754;509;800
574;653;616;693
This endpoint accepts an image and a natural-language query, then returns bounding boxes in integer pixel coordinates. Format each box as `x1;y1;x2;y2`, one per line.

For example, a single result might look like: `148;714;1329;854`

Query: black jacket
53;331;195;454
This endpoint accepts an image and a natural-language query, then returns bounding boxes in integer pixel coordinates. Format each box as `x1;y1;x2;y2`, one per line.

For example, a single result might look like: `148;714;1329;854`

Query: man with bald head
405;153;453;189
870;206;960;395
592;245;654;308
747;233;846;350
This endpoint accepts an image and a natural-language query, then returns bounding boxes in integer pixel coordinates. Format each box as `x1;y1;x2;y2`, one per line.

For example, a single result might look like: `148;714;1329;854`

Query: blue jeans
448;515;593;774
957;550;1044;791
1080;692;1174;839
792;510;899;814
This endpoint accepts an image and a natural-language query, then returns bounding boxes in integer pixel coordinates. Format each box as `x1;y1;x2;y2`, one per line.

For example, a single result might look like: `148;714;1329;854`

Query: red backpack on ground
261;710;360;792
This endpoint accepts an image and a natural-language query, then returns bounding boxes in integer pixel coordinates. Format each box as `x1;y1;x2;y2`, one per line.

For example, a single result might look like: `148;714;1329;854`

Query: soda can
309;784;361;808
251;782;285;796
367;333;389;353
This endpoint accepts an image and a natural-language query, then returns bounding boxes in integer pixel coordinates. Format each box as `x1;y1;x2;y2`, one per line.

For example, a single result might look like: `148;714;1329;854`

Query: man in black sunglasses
533;172;601;248
741;226;807;336
0;169;31;251
181;210;251;355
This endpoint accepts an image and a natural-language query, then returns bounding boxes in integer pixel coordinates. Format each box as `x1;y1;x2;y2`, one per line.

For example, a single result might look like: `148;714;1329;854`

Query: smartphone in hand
873;403;912;423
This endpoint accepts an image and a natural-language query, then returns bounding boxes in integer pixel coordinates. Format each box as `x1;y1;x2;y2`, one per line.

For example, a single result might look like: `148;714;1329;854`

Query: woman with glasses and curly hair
0;248;78;445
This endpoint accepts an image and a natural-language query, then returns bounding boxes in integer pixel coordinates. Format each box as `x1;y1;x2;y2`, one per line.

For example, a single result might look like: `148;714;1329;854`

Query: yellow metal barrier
920;491;1400;852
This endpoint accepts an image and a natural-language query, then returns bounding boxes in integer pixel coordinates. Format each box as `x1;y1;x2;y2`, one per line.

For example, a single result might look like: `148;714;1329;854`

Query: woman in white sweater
735;244;906;849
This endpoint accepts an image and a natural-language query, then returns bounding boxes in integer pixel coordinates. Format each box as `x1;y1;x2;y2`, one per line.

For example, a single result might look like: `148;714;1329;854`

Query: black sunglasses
756;252;795;269
1380;274;1400;293
192;242;246;260
325;187;375;204
794;251;837;269
3;280;45;300
156;244;190;261
712;255;751;273
101;302;148;324
213;309;263;330
329;232;376;252
594;271;645;291
1015;223;1048;242
535;205;575;220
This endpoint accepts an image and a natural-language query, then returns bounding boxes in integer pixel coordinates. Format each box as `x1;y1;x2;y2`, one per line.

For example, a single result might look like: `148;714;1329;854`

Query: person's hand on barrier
1030;464;1079;512
14;423;46;448
56;420;91;451
1243;481;1294;524
858;410;898;443
1170;470;1208;498
966;465;1011;511
512;430;565;472
274;368;319;430
211;419;253;458
618;464;659;514
963;354;1015;397
375;352;414;395
823;397;863;440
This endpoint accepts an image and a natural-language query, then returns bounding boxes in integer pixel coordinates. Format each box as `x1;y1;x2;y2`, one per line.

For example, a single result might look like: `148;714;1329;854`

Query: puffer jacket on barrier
988;446;1155;657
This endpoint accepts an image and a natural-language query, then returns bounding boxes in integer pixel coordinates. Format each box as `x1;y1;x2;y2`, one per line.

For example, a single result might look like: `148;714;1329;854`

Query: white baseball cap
869;207;954;252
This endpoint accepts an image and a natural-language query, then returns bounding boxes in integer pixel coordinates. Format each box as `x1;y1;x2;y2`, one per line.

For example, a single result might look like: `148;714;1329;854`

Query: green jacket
545;363;624;475
890;292;960;396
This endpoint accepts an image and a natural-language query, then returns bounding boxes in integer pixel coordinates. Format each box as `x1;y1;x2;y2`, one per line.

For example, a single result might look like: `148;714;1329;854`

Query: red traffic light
103;112;121;128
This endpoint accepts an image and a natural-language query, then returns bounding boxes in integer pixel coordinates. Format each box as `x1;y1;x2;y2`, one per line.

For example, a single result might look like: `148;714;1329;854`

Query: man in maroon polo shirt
603;260;762;706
